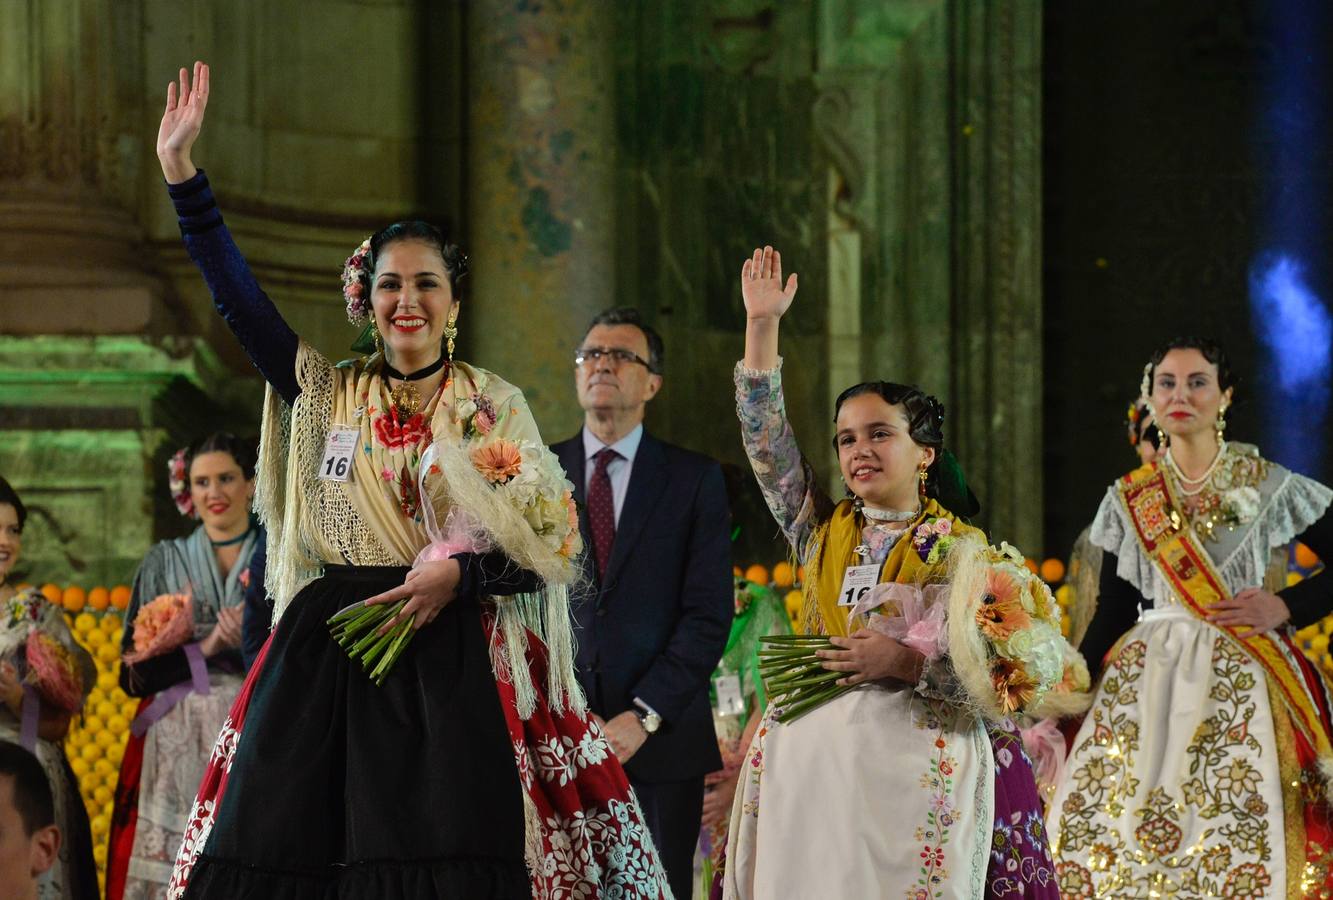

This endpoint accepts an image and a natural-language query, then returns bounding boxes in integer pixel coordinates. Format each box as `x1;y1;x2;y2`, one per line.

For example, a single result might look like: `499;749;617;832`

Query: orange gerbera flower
992;657;1039;714
975;567;1032;640
471;439;523;483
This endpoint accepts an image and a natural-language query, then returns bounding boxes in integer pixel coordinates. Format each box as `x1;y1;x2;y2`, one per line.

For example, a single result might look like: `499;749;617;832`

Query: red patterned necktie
588;447;620;580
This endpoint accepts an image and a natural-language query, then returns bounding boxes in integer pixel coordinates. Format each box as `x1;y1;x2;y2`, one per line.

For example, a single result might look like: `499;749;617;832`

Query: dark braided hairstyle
832;381;968;510
1147;336;1235;392
365;221;469;301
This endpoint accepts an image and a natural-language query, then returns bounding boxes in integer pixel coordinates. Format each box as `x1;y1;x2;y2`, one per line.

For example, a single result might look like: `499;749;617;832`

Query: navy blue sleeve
167;171;301;403
630;462;734;724
452;551;544;601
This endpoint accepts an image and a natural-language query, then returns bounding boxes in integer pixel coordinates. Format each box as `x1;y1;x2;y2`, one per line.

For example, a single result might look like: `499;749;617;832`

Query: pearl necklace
1165;441;1227;497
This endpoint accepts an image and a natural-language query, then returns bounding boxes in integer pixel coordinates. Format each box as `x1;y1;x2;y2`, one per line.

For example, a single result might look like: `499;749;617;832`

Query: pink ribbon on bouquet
413;443;489;568
850;582;950;663
1019;717;1068;799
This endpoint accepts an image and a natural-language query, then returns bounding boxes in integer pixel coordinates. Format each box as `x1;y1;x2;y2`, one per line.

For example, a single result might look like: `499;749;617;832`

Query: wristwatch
633;698;662;735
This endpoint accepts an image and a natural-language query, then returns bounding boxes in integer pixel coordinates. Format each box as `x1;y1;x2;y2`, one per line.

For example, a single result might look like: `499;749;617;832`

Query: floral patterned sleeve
916;657;964;703
734;359;833;563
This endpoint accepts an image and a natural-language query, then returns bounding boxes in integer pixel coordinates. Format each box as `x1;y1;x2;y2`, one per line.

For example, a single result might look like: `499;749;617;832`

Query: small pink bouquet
24;631;85;713
123;592;195;665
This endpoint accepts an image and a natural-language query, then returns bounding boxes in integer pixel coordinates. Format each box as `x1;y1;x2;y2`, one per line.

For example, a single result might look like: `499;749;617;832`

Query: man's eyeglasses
574;346;653;371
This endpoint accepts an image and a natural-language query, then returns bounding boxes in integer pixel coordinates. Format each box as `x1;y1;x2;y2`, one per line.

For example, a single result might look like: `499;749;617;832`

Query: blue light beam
1248;252;1331;475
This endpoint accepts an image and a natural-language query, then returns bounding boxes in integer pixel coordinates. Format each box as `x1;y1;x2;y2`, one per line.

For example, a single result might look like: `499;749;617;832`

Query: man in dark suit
552;308;733;899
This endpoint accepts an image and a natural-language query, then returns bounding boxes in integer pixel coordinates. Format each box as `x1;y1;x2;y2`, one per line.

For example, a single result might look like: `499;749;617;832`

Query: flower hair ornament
167;447;195;518
1138;361;1168;449
342;236;373;325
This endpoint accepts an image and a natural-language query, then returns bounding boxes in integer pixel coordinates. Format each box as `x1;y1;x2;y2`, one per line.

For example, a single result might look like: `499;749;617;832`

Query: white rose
1225;486;1261;523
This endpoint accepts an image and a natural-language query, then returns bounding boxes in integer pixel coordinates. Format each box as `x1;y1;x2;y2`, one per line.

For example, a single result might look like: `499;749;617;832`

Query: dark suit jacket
553;429;733;783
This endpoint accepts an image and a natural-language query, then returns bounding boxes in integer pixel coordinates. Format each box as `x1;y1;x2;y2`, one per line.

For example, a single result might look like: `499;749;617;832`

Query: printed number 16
843;585;870;605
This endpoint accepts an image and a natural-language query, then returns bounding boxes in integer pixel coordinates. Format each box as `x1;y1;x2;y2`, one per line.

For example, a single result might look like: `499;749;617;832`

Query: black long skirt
183;565;530;899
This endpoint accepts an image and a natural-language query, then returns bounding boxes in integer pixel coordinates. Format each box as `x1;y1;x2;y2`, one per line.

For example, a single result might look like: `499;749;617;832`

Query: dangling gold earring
1216;400;1229;444
371;323;383;354
918;463;929;501
444;313;458;362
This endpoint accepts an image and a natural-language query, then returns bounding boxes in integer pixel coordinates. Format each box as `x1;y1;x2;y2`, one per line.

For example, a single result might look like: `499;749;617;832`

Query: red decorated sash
1117;464;1333;760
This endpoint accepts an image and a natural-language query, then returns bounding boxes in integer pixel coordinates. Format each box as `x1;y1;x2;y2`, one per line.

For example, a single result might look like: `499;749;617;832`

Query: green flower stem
777;684;852;724
357;628;398;668
769;670;842;691
332;604;391;644
350;612;400;655
370;624;416;685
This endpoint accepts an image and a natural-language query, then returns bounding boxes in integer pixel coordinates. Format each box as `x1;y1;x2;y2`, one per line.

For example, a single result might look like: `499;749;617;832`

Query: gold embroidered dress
1049;444;1333;898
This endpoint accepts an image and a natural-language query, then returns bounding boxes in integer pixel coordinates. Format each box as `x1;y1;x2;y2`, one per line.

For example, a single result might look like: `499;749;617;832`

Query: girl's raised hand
740;246;798;322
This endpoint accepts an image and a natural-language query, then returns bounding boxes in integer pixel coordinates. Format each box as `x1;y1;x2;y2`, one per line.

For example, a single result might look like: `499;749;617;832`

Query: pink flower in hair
167;448;195;518
342;236;374;324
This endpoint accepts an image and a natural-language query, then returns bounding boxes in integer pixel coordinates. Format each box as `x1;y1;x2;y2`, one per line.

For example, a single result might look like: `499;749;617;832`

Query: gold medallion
389;381;421;416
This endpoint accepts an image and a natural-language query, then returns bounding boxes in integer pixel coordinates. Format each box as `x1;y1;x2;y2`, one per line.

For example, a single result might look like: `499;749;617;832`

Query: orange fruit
1022;559;1039;576
87;587;110;611
110;585;132;611
41;583;63;605
743;564;769;586
771;561;795;588
64;585;88;611
732;566;743;579
796;565;805;584
1295;542;1320;569
1039;558;1066;584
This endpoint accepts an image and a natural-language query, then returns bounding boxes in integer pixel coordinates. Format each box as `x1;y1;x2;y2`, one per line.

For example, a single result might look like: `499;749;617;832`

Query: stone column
949;0;1044;553
466;0;617;435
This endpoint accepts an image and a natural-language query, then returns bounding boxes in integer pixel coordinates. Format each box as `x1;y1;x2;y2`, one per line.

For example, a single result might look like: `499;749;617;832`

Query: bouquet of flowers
24;631;85;712
2;593;88;713
761;537;1072;725
945;539;1069;721
123;592;195;665
330;426;582;686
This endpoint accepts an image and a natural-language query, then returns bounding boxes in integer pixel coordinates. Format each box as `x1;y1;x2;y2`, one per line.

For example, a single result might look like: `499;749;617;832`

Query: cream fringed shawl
256;340;585;717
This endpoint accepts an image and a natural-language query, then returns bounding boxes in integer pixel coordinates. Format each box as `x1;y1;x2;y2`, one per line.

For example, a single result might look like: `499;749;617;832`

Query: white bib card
714;673;745;716
318;426;359;483
836;563;880;607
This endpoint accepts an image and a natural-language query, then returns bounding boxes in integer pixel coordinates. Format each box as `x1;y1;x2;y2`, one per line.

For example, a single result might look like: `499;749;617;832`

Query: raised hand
740;245;798;370
157;61;210;184
740;246;798;322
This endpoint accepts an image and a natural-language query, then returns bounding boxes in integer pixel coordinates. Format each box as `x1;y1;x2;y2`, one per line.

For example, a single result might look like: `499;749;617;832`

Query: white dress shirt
580;424;643;526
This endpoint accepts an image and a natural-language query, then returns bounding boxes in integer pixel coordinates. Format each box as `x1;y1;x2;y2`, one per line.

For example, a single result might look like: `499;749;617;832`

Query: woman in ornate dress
155;62;668;899
1049;336;1333;898
106;435;260;900
722;247;1059;899
0;478;97;900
